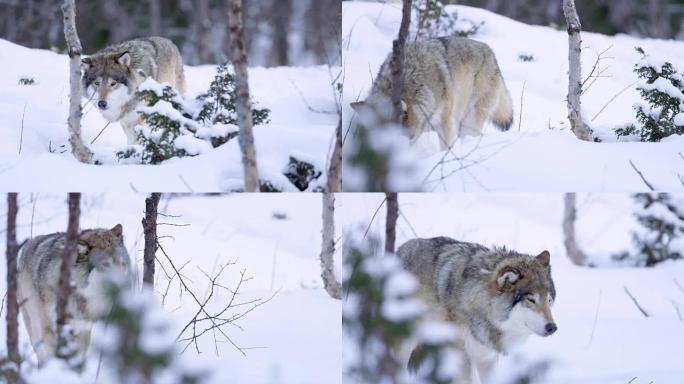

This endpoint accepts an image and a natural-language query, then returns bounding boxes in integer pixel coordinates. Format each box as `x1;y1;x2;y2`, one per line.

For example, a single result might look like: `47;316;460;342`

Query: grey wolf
397;237;556;384
17;225;130;363
81;37;186;144
351;37;513;150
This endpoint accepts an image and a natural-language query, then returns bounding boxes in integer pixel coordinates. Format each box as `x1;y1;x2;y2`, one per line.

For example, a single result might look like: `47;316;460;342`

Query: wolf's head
350;98;409;127
493;251;557;337
77;224;130;273
81;52;145;121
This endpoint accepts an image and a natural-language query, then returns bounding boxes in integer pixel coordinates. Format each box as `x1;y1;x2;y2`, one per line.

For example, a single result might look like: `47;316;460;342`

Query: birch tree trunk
56;193;81;364
385;193;398;254
61;0;93;163
326;115;342;192
320;192;341;299
563;193;588;266
5;193;20;382
142;193;161;285
390;0;413;123
227;0;259;192
562;0;593;141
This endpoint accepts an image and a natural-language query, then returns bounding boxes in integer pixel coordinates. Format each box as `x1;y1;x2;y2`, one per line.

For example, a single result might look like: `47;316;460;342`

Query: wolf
397;237;556;384
17;224;130;363
81;37;186;144
351;37;513;150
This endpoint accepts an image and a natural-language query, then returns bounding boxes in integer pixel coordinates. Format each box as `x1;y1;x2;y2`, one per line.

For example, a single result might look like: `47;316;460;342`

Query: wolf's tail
491;76;514;131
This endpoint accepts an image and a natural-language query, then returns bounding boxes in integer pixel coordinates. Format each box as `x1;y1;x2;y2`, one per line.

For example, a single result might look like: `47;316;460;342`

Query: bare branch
629;160;655;191
624;286;650;318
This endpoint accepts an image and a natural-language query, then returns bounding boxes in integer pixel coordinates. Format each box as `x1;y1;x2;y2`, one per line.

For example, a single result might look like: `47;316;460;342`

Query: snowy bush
413;0;483;38
194;63;270;147
344;102;420;191
343;231;460;384
284;156;323;191
615;48;684;142
95;273;207;384
614;193;684;266
117;63;270;164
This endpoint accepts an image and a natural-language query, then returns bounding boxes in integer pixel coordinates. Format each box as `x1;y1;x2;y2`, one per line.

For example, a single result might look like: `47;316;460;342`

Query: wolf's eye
94;80;101;86
110;80;117;87
526;297;537;305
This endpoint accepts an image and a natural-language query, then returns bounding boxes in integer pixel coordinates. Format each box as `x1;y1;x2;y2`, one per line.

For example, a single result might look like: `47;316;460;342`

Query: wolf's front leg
122;121;139;145
474;355;498;384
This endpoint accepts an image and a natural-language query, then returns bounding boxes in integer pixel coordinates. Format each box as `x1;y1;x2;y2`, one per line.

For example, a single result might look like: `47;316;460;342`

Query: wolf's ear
117;51;131;67
496;267;520;290
350;101;365;111
110;224;123;238
81;57;92;71
401;99;408;112
536;251;550;267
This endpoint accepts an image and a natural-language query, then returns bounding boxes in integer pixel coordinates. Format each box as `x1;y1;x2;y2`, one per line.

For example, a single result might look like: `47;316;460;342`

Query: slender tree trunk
56;193;81;363
327;115;342;192
563;193;588;266
227;0;260;192
61;0;93;163
6;193;20;382
562;0;593;141
197;0;212;64
385;193;398;254
142;193;161;285
390;0;413;124
149;0;161;36
320;192;341;299
270;0;291;66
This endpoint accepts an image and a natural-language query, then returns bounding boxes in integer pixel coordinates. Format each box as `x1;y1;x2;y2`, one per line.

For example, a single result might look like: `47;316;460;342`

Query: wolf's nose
545;322;557;335
97;100;108;109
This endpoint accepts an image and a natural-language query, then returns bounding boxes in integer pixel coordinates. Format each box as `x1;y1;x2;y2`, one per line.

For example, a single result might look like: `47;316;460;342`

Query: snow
0;193;341;384
0;39;338;191
339;193;684;384
342;2;684;191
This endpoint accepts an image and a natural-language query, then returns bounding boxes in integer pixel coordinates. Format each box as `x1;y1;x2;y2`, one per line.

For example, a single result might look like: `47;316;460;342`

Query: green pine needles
615;48;684;142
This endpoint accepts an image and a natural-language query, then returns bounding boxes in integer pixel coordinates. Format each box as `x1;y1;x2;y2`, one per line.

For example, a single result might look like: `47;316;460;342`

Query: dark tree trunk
270;0;291;66
390;0;413;124
6;193;20;381
149;0;161;36
385;192;398;254
142;193;161;285
227;0;259;192
56;193;80;361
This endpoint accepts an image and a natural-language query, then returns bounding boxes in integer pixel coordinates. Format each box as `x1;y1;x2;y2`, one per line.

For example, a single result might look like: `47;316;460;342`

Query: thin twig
90;122;111;144
672;300;683;322
674;278;684;296
624;286;650;318
586;289;601;348
590;80;639;122
518;80;526;132
629;160;655;191
19;103;26;154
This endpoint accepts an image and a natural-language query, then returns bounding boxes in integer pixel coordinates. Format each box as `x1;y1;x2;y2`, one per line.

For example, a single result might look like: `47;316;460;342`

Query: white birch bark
227;0;259;192
61;0;93;163
320;192;341;299
562;0;593;141
326;115;342;192
563;193;588;266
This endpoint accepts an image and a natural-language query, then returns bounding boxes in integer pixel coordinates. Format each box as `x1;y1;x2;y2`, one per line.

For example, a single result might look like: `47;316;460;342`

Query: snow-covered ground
339;193;684;384
342;2;684;191
0;39;339;192
0;193;341;383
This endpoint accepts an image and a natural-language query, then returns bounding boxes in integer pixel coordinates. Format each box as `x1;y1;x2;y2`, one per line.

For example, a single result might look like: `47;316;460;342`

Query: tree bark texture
390;0;413;124
385;192;398;254
227;0;260;192
563;192;588;266
5;193;20;377
61;0;93;163
142;193;161;285
320;192;342;299
56;193;81;360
